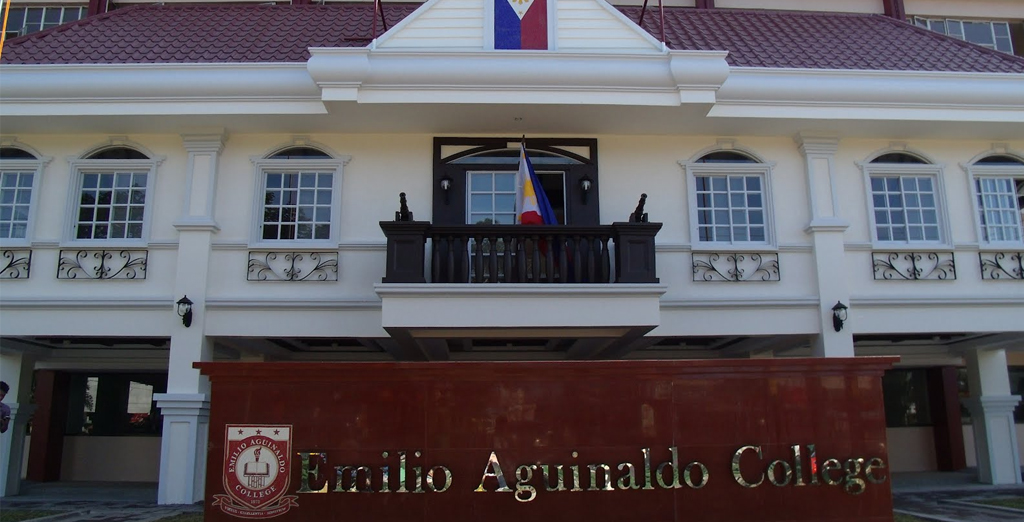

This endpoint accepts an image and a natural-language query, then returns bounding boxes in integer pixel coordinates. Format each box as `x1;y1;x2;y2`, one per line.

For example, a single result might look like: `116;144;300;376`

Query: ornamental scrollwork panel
1;249;32;279
247;251;339;282
692;252;780;282
979;252;1023;280
57;250;148;279
871;251;955;281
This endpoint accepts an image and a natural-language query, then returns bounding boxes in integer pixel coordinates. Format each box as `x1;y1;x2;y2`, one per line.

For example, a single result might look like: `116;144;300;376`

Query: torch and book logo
213;425;298;519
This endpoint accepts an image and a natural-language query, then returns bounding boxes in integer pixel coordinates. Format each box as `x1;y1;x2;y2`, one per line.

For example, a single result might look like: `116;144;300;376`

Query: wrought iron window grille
691;252;780;282
247;251;339;282
57;250;148;279
871;251;955;280
1;249;32;279
979;252;1024;280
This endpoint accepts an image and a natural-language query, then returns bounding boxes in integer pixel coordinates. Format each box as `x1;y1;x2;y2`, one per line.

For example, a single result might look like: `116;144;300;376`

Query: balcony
375;221;667;359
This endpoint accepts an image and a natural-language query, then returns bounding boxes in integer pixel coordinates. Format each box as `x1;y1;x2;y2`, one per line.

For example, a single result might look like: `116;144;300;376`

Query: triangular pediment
375;0;663;52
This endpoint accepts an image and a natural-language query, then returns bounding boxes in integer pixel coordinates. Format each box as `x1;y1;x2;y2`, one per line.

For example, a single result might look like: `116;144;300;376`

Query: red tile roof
1;4;421;64
3;3;1023;74
619;7;1024;73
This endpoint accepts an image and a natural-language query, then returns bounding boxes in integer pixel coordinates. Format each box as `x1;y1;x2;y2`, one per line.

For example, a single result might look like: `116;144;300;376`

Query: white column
156;132;224;505
796;135;853;357
0;351;35;498
963;348;1022;485
154;393;210;504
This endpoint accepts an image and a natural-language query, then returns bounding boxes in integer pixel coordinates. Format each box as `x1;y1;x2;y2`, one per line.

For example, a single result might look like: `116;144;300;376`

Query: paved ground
1;472;1023;521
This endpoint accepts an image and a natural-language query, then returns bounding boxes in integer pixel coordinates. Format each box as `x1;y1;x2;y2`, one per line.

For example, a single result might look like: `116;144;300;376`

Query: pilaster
796;134;853;357
158;131;225;504
963;348;1022;485
154;393;210;504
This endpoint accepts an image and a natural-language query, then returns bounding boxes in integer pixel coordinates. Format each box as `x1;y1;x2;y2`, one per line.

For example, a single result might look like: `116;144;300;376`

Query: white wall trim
851;297;1024;307
205;298;382;311
659;297;819;309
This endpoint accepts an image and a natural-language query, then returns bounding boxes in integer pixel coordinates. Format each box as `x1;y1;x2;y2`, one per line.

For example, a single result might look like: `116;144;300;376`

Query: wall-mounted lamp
440;175;453;205
176;295;194;328
579;174;593;205
831;301;848;332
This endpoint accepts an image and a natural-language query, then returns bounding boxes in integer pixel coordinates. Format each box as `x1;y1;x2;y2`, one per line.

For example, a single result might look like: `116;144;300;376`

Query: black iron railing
381;222;661;284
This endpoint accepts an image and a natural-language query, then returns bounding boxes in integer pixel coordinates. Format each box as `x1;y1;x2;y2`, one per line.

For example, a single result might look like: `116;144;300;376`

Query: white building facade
1;0;1023;505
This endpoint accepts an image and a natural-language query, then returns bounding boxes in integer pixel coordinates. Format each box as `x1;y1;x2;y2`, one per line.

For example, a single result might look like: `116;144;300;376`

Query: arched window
862;151;946;244
968;154;1024;244
683;148;773;246
0;146;42;243
67;144;158;243
251;144;348;244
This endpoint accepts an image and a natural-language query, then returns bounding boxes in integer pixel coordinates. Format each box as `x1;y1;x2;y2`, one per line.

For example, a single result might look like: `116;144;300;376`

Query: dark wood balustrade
381;222;661;284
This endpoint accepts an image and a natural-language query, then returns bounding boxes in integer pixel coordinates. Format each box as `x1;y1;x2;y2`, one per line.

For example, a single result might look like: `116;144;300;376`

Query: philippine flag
495;0;548;50
515;143;558;225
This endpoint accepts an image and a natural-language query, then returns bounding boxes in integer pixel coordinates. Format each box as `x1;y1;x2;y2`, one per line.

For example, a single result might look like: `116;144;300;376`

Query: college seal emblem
212;425;298;519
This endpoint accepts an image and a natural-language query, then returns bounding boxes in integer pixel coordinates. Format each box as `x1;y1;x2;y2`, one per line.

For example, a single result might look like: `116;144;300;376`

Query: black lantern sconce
440;175;453;205
176;295;194;328
831;301;848;332
579;174;593;205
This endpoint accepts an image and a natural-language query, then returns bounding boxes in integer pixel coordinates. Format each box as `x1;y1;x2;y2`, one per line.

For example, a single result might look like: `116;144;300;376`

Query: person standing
0;381;10;434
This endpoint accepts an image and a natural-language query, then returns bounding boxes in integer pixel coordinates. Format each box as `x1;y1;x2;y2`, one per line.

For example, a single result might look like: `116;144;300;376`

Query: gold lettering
334;465;373;493
732;446;764;488
865;457;887;485
426;466;453;493
641;448;655;490
475;451;512;493
397;451;408;493
515;465;537;502
683;461;708;489
843;458;866;495
616;462;639;490
539;465;566;492
656;447;682;489
296;452;328;494
808;444;819;486
570;452;582;492
767;460;792;487
821;458;842;486
380;452;390;493
792;445;805;486
587;464;614;491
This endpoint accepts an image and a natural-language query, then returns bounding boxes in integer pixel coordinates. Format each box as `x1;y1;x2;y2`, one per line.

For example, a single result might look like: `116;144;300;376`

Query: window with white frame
864;152;947;244
0;147;42;243
685;151;772;246
4;6;87;39
913;17;1013;54
252;147;346;244
969;154;1024;245
67;146;157;243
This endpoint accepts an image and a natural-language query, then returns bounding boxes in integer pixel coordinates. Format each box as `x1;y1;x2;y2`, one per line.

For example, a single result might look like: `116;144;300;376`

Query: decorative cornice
174;219;221;233
0;63;325;116
306;49;730;106
376;283;668;299
794;134;840;156
713;68;1024;122
0;297;172;310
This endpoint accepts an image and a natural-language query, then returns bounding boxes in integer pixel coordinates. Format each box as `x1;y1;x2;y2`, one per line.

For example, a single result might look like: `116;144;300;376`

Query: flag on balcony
494;0;548;50
515;143;557;225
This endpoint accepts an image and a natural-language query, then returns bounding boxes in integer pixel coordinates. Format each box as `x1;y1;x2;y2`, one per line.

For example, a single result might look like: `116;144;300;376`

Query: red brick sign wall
197;358;896;522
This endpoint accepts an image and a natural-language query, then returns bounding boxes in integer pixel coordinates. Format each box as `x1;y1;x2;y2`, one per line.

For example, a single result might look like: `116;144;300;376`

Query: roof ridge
2;3;148;46
869;13;1024;68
